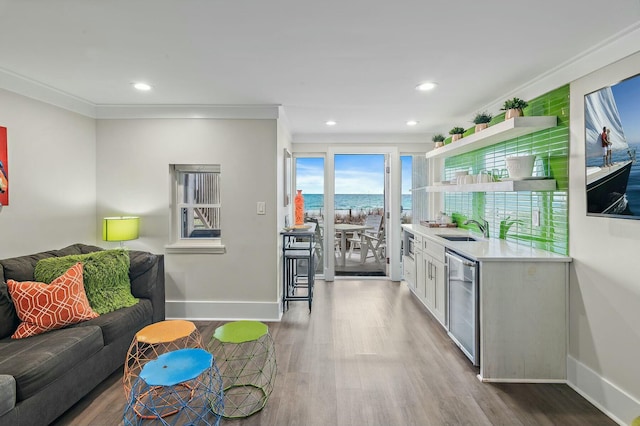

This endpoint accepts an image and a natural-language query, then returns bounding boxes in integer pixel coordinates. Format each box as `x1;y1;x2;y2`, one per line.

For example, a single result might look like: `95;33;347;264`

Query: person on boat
606;128;613;166
601;126;610;167
0;160;7;194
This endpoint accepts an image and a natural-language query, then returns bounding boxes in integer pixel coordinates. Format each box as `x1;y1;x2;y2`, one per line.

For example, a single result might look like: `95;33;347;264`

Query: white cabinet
406;230;446;328
413;234;425;299
479;261;567;381
430;257;446;326
401;224;570;382
402;254;415;290
415;249;426;300
422;239;446;327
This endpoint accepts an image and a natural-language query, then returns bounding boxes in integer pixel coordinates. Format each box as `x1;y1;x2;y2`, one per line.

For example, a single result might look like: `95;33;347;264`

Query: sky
295;154;413;194
611;73;640;144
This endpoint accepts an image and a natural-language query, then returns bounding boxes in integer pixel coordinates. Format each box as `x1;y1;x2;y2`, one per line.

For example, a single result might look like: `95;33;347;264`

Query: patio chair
359;215;384;265
361;230;385;266
334;233;342;258
347;230;362;259
305;217;323;271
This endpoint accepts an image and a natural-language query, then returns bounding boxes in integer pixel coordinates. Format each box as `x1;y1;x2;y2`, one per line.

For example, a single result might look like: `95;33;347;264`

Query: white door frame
325;145;402;281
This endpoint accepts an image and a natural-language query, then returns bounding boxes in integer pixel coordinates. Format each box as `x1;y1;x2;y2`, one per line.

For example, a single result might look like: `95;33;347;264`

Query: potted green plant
432;133;445;148
472;111;493;133
501;97;528;120
449;126;465;142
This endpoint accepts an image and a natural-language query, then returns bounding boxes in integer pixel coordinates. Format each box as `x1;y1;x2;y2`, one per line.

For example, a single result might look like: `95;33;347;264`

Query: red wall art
0;126;8;206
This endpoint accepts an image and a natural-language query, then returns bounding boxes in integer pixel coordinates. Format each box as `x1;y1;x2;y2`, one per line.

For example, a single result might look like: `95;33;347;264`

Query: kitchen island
402;223;572;383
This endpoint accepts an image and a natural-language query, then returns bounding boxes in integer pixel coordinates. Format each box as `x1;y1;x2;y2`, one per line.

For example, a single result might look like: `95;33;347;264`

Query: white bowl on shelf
505;155;535;178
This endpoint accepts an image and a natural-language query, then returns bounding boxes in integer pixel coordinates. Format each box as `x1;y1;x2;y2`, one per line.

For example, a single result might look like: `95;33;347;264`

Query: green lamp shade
103;217;140;242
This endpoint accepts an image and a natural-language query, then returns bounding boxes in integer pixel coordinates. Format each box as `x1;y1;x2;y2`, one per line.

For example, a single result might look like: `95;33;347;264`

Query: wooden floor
334;248;386;276
53;280;614;426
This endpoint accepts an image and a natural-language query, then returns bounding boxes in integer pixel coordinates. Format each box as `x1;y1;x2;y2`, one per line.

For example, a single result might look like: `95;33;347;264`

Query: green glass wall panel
442;85;570;255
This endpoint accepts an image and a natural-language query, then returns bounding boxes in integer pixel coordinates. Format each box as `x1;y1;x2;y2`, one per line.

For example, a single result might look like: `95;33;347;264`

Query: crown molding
0;67;96;117
293;133;428;144
0;66;280;120
94;104;280;119
478;21;640;115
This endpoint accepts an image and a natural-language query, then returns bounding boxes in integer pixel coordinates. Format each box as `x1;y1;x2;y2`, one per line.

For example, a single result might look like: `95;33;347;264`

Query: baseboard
165;300;282;322
566;355;640;425
478;376;567;384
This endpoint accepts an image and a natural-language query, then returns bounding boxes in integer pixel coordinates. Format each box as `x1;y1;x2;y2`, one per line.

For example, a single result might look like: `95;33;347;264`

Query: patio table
334;223;371;267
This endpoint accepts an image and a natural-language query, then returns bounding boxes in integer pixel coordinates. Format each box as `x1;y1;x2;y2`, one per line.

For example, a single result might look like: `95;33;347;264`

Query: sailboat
584;87;635;214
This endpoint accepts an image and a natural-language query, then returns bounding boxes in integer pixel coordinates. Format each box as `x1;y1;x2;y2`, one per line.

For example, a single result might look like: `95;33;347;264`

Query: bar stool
123;320;203;398
207;321;276;418
281;226;315;311
123;348;224;426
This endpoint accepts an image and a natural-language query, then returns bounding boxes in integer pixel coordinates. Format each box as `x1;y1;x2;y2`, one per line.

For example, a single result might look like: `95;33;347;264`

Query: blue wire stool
123;348;224;426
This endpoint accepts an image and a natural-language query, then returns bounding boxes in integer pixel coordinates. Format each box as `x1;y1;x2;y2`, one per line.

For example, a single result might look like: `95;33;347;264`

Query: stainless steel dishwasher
446;249;480;366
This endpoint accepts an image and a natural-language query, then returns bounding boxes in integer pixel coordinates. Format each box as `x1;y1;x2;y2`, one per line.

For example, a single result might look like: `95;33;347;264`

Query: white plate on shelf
501;176;550;181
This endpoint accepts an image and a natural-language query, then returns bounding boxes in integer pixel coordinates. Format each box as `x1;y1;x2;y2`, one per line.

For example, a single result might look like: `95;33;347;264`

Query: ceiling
1;1;640;138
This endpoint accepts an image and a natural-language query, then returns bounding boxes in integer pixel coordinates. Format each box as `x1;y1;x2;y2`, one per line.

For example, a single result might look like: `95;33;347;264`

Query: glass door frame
325;145;402;282
292;153;327;278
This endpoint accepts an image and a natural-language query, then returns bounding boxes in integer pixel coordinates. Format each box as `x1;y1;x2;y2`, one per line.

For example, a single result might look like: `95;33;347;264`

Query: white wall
569;52;640;424
0;89;96;259
277;111;293;304
96;118;280;320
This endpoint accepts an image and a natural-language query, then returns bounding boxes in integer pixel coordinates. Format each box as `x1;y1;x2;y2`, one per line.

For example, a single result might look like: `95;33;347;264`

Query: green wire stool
207;321;277;418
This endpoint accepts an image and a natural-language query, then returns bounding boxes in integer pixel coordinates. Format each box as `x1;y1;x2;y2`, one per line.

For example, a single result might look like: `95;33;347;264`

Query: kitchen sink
436;234;479;242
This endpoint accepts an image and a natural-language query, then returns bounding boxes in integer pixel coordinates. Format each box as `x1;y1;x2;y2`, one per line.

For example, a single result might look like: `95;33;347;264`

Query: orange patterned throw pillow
7;262;99;339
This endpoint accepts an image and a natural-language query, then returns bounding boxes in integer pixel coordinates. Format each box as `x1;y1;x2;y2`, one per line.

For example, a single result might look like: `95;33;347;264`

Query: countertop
402;224;572;263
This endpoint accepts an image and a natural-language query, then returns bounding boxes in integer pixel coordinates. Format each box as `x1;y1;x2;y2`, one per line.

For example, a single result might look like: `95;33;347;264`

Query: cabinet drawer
424;239;445;263
414;234;423;247
402;255;415;286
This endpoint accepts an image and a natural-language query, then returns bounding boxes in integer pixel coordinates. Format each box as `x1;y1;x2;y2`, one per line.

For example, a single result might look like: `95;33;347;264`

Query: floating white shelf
425;116;558;160
423;179;557;192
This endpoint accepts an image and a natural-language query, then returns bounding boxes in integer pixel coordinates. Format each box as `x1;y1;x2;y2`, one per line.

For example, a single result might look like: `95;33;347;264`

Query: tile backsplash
443;85;570;255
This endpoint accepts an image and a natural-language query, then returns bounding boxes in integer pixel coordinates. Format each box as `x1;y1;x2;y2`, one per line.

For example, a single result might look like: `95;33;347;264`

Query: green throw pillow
34;249;138;315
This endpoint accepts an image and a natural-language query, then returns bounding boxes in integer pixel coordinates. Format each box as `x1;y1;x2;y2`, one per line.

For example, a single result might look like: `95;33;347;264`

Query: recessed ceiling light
326;120;337;126
416;82;437;91
133;82;152;91
406;120;418;126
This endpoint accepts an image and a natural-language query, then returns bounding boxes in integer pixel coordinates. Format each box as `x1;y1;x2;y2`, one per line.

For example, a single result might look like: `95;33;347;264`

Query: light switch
257;201;266;215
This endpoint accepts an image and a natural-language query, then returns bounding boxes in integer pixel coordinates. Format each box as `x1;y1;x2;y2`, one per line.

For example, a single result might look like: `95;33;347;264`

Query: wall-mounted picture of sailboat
584;73;640;219
0;126;8;207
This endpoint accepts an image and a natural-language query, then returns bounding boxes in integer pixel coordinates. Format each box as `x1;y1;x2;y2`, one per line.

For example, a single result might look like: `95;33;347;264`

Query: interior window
168;164;224;253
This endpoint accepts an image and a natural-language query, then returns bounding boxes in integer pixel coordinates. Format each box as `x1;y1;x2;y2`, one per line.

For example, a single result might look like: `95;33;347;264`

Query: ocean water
586;143;640;216
302;194;412;214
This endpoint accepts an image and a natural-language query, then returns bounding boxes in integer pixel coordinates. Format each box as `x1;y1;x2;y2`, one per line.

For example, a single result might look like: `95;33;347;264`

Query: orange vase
294;190;304;225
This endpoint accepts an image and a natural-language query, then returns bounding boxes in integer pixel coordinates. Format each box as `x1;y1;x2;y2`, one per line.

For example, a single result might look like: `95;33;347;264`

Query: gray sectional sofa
0;244;165;426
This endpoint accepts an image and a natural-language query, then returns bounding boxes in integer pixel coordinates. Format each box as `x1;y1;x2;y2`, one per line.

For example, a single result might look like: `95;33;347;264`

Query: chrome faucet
464;218;489;239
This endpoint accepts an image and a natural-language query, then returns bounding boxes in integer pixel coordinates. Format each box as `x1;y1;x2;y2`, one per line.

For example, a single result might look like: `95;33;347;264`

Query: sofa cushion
0;374;16;417
129;251;160;298
0;244;103;283
0;326;103;401
7;263;99;339
34;249;138;315
70;298;152;345
0;245;104;339
0;280;18;339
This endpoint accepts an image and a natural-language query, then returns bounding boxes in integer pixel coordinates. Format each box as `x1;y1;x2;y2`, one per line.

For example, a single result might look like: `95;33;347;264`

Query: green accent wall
443;85;570;255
